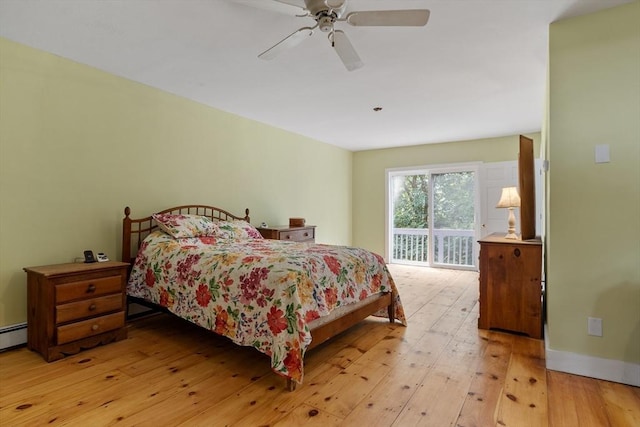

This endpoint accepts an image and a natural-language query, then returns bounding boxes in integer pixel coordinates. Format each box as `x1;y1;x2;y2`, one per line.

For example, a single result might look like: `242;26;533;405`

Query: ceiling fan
242;0;430;71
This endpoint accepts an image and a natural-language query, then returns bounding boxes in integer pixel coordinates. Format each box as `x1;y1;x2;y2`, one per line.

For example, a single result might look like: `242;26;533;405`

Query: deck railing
392;228;475;266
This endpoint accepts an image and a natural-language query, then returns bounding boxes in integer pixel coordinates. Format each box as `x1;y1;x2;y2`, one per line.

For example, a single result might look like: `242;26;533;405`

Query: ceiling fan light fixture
318;15;334;32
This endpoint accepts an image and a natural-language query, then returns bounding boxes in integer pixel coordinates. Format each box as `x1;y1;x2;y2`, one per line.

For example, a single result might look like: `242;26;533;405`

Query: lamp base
504;207;519;240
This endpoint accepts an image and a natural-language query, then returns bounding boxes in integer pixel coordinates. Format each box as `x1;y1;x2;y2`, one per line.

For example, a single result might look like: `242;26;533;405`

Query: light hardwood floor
1;265;638;426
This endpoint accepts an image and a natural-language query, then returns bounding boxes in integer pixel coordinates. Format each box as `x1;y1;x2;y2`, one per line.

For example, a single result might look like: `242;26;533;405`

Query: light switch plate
595;144;610;163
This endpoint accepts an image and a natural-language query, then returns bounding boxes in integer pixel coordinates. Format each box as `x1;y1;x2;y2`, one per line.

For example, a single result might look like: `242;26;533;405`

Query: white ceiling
0;0;632;151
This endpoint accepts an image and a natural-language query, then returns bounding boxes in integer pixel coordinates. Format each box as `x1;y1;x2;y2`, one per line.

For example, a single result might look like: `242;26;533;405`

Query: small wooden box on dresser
23;261;129;362
478;233;543;339
257;225;316;243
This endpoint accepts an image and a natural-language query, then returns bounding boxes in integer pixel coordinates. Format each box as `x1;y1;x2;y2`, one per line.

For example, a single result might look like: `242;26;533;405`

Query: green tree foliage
393;172;474;230
393;175;429;228
432;172;474;229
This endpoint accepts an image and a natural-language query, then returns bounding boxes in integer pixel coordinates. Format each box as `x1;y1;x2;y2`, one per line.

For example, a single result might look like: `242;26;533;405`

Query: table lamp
496;186;521;239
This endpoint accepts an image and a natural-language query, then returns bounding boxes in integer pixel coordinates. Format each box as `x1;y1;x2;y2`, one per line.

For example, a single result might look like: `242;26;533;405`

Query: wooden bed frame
122;205;395;390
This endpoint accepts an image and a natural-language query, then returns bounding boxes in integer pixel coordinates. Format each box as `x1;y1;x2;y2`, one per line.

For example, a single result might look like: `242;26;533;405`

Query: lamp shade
496;187;521;208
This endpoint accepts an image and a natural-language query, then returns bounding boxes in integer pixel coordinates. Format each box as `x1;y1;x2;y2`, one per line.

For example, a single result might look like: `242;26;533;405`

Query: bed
122;205;406;390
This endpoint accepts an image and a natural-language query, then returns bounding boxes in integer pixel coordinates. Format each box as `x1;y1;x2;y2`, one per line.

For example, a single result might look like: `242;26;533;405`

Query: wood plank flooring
1;265;638;426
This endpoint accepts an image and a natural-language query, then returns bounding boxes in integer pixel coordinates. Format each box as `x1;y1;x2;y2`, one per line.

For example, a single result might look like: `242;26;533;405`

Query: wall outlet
588;317;603;337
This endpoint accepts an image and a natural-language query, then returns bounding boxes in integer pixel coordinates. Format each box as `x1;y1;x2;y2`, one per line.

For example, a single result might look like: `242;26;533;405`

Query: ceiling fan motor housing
305;0;346;20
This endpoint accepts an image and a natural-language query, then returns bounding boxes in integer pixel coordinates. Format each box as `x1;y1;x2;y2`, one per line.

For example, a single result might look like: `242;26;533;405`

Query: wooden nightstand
257;225;316;243
24;261;129;361
478;234;543;339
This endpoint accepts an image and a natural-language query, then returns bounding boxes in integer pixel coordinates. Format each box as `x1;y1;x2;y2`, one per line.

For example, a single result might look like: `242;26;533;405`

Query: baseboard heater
0;322;27;351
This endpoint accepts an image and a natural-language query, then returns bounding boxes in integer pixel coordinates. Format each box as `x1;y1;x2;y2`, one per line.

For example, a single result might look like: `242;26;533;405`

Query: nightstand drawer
280;228;314;242
258;225;316;243
55;275;122;304
56;293;123;324
57;311;125;345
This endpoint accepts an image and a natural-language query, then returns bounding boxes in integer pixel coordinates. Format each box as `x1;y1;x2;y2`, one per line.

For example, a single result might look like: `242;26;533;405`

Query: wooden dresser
24;261;129;361
478;234;543;339
257;225;316;243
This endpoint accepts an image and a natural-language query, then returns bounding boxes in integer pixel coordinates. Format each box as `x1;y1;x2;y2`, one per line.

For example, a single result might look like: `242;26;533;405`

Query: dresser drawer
280;228;315;242
55;275;123;304
56;311;125;345
56;293;123;324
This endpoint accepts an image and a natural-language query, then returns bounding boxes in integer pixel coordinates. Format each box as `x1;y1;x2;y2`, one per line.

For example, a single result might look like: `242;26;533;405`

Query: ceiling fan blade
273;0;305;8
326;0;346;8
258;27;313;60
233;0;304;15
345;9;430;26
332;30;363;71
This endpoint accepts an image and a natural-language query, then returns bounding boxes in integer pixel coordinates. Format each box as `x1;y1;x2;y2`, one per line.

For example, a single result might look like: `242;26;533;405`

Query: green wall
547;2;640;364
0;38;352;327
351;134;541;255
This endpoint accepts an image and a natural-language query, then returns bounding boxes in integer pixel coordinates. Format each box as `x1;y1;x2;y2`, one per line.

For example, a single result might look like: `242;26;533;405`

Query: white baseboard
545;333;640;387
0;323;27;350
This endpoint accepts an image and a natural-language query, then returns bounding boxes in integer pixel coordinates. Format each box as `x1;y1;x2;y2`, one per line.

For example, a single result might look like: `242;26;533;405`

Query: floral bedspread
127;231;406;384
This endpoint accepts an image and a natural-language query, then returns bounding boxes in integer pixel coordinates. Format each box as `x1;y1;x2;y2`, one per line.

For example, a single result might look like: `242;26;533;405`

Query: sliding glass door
389;172;429;265
388;164;479;269
430;170;476;268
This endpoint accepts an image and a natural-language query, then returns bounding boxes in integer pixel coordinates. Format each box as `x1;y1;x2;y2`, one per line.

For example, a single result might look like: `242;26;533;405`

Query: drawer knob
91;324;99;331
286;235;291;239
304;233;308;237
87;284;96;293
89;303;97;311
514;248;521;257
